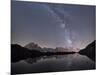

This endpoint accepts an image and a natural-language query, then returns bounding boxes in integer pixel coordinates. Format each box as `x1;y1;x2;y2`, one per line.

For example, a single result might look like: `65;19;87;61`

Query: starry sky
11;1;96;49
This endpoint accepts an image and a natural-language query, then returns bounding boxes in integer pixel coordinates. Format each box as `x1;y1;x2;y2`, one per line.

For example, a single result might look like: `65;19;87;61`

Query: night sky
11;0;96;50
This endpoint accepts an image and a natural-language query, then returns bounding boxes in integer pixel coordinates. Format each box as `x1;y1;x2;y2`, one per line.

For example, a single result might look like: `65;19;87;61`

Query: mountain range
11;40;96;62
79;40;96;61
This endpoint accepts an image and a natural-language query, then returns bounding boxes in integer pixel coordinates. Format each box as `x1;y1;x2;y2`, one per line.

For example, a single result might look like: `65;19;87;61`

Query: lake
11;53;95;74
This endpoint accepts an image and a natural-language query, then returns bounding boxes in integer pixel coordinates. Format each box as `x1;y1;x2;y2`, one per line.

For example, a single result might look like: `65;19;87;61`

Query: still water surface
11;53;95;74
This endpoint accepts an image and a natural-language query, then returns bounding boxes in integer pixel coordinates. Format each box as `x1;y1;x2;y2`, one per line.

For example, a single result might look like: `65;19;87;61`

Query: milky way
44;4;73;48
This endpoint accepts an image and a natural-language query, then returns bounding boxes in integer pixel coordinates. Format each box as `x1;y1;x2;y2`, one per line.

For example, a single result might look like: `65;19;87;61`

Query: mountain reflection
11;53;95;74
24;53;95;64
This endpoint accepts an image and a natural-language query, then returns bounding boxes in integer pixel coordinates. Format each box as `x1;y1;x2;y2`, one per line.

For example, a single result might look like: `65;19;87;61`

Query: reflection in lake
11;53;95;74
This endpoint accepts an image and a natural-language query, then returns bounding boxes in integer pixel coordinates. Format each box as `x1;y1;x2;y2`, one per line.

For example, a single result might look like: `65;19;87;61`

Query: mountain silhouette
11;44;76;63
25;42;41;50
11;44;42;62
79;40;96;61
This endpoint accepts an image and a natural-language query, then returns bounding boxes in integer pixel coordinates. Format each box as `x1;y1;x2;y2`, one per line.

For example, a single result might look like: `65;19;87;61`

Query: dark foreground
11;40;96;74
